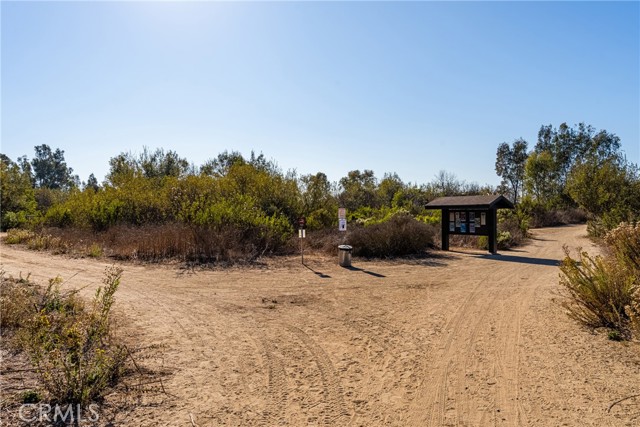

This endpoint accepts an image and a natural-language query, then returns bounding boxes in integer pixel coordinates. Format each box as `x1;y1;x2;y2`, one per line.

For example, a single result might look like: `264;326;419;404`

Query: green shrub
19;267;127;405
560;248;635;335
306;208;335;230
21;390;41;404
44;204;73;227
348;213;435;258
1;211;28;230
560;223;640;339
497;231;513;249
415;210;441;226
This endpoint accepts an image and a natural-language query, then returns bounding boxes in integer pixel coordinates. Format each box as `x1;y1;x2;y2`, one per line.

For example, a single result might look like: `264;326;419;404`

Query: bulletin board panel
446;210;491;236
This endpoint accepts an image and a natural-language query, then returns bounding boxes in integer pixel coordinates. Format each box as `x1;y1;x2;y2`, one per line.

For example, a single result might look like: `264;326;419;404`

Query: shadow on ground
304;264;331;279
473;253;560;266
341;265;386;278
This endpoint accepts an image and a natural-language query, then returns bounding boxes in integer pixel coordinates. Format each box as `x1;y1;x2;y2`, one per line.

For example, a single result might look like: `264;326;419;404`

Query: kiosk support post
441;208;450;251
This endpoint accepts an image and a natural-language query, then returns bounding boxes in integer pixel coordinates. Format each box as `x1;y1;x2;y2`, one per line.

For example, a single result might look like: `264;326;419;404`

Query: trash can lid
338;245;353;251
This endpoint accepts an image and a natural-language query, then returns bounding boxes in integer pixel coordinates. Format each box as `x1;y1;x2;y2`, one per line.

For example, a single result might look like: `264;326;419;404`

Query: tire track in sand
407;272;491;426
251;316;351;426
285;325;351;425
258;334;289;426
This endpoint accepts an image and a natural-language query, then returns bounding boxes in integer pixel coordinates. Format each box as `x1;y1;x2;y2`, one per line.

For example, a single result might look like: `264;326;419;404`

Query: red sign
298;217;306;229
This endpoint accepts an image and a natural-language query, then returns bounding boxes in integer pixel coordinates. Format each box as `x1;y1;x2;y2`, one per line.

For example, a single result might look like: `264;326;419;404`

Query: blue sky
2;1;639;187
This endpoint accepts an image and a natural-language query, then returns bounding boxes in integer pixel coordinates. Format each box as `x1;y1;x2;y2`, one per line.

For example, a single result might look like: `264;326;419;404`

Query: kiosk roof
425;195;514;210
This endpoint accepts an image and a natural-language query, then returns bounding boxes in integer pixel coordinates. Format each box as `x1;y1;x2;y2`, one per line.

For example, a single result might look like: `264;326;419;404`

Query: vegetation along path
1;224;638;426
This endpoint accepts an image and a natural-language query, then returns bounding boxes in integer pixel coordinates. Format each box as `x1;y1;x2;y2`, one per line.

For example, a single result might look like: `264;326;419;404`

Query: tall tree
534;122;621;189
85;173;100;192
377;172;405;206
106;152;137;186
107;147;189;185
338;170;378;210
200;150;246;177
495;138;528;204
300;172;334;213
432;170;460;197
138;147;189;179
31;144;78;190
524;150;558;203
299;172;338;228
566;157;639;226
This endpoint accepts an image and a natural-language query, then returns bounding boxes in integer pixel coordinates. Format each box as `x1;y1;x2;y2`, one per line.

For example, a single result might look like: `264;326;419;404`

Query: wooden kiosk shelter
425;195;515;254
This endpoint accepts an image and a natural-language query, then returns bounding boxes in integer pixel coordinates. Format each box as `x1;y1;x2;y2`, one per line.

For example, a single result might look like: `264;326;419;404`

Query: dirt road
1;225;638;426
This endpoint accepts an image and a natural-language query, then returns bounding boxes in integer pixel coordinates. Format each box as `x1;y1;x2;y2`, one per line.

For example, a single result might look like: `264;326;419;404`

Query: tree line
1;146;490;233
495;122;639;235
2;122;638;240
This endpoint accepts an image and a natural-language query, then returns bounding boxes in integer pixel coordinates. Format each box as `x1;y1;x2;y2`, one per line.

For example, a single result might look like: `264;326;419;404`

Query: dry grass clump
0;271;38;331
560;223;640;340
3;228;69;253
103;223;289;263
3;228;34;244
4;222;291;263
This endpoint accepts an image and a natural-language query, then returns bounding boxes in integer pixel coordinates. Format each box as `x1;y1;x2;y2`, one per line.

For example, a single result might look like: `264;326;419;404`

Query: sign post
338;208;347;232
298;217;306;264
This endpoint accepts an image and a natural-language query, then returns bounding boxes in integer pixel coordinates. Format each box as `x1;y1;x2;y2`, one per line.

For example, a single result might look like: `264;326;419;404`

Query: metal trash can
338;245;353;267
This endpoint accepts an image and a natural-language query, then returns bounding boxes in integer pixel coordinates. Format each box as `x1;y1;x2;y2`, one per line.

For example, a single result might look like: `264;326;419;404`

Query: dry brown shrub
348;213;435;258
102;223;289;263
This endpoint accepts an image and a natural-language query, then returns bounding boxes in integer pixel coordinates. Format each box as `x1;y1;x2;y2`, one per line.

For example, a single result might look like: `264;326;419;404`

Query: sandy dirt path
1;224;638;426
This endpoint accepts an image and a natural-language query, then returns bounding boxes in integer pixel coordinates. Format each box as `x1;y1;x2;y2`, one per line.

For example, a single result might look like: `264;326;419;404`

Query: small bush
87;242;103;258
5;267;128;406
560;223;640;339
348;213;435;258
608;330;623;341
560;247;635;334
2;211;31;230
21;390;42;404
497;210;528;249
497;231;513;249
607;223;640;337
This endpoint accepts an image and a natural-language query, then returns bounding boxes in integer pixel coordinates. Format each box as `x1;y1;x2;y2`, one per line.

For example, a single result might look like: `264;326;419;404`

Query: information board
448;210;490;236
